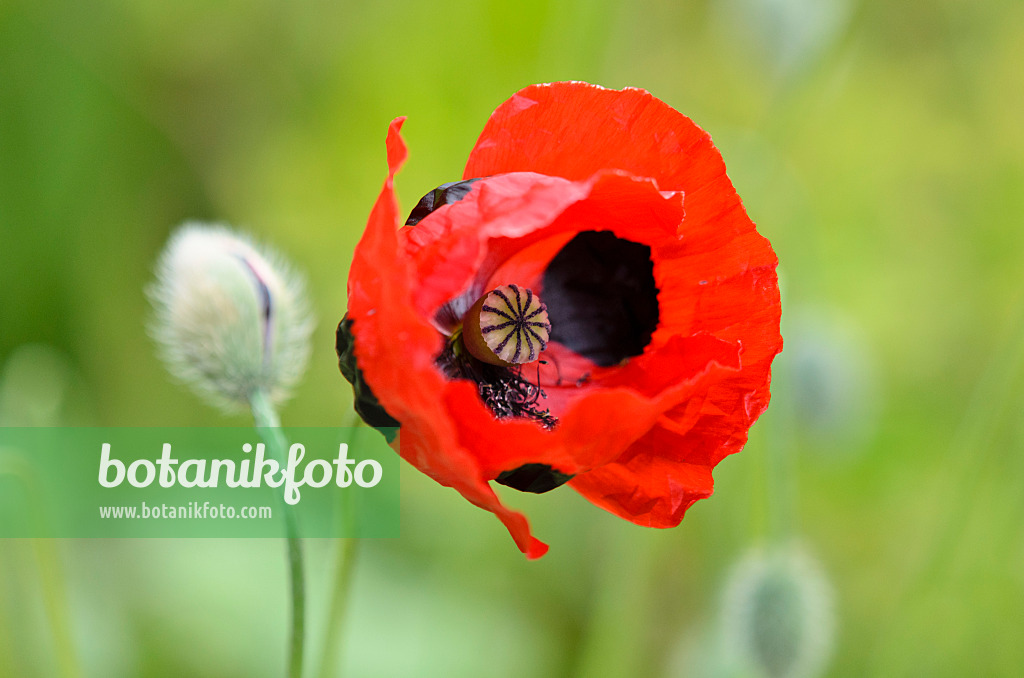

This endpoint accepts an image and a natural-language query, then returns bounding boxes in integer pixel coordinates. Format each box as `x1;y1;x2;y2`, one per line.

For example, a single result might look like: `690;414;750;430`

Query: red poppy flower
338;82;781;558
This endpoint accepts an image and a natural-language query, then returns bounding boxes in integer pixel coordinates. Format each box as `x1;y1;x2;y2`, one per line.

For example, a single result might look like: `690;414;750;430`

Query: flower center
407;181;577;494
462;284;551;366
434;284;558;431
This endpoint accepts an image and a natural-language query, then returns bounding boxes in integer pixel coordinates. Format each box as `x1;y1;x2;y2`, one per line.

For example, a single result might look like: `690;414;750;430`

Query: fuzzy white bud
719;543;835;678
148;223;314;412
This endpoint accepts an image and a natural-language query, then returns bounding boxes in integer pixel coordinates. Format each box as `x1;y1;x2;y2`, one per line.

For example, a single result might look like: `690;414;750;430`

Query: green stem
869;296;1024;672
570;528;657;678
32;539;81;678
903;298;1024;588
317;411;363;678
318;536;359;678
250;390;305;678
0;453;81;678
767;360;798;542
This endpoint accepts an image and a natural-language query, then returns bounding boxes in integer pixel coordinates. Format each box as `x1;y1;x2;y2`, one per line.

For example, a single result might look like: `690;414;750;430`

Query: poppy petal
464;83;782;519
388;168;746;472
570;423;716;527
348;119;549;558
464;81;722;194
343;83;782;557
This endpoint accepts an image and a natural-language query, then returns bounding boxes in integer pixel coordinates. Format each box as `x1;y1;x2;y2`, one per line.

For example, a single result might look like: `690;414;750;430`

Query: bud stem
0;455;83;678
250;389;306;678
316;409;363;678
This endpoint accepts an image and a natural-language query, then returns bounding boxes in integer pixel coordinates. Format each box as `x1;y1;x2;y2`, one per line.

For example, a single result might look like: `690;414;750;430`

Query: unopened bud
719;543;835;678
148;223;314;412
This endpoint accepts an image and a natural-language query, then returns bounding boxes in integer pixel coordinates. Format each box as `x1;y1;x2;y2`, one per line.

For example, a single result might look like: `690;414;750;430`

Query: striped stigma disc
463;284;551;366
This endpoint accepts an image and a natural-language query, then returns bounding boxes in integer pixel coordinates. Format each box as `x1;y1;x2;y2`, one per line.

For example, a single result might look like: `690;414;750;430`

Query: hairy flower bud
149;223;314;412
720;543;835;678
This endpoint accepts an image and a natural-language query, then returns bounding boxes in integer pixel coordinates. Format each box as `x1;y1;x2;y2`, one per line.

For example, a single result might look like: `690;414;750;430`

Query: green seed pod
461;284;551;366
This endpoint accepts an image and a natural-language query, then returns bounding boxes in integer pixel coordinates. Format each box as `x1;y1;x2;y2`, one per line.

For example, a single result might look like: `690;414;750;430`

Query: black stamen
435;337;558;430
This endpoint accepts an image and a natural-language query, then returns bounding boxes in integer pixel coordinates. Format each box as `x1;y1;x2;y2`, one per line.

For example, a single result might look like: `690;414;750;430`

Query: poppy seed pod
150;223;314;412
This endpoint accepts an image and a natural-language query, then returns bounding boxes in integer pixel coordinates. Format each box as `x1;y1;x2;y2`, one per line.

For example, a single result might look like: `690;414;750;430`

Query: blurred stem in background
763;362;799;543
917;293;1024;575
708;300;843;678
570;528;659;678
0;455;82;678
318;536;359;678
1;346;82;678
870;290;1024;669
251;389;306;678
317;412;363;678
30;537;81;678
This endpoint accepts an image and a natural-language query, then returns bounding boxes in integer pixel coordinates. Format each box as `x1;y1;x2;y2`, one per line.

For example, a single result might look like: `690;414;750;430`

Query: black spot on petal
496;464;574;494
406;179;482;226
336;317;400;442
542;231;659;367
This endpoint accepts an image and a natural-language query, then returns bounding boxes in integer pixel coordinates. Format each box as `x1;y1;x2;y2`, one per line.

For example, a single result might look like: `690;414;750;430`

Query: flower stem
250;390;305;678
869;295;1024;672
897;296;1024;591
318;536;359;678
32;539;82;678
317;411;363;678
766;362;798;542
571;528;658;678
0;453;82;678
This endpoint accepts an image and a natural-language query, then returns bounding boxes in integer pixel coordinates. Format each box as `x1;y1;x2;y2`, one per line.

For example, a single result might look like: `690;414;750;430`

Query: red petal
570;424;716;527
570;252;781;524
394;170;742;479
463;84;783;520
464;82;722;194
439;332;740;481
400;172;594;320
348;120;548;558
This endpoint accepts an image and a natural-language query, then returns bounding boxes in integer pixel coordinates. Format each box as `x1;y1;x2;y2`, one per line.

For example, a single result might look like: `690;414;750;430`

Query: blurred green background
2;0;1023;676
